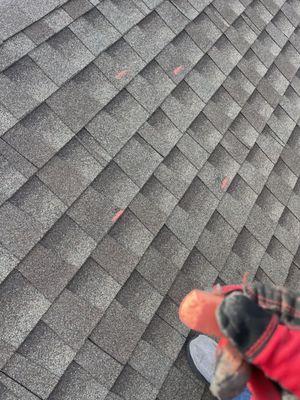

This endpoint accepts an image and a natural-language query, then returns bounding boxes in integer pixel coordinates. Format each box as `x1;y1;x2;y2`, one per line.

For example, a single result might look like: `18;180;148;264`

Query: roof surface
0;0;300;399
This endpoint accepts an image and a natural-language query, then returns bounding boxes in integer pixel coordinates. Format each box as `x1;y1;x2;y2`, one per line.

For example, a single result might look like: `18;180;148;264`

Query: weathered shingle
0;271;50;347
0;56;57;119
30;28;94;85
38;138;103;206
46;63;117;132
70;8;120;55
124;12;174;62
94;38;146;90
97;0;144;33
42;289;101;350
3;104;74;168
90;300;146;364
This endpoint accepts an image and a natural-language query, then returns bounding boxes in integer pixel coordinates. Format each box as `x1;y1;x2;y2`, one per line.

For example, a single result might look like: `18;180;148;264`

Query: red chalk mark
220;176;230;191
173;65;185;76
115;70;128;79
112;209;125;222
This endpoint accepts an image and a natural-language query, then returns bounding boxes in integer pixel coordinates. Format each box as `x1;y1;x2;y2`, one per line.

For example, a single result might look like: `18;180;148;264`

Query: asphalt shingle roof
1;0;300;399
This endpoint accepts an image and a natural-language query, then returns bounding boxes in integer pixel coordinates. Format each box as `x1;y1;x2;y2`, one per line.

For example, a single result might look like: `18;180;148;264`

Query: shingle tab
124;12;175;62
30;28;94;85
94;38;146;90
18;243;78;302
42;289;100;350
186;12;222;52
86;90;149;156
25;8;72;45
114;135;162;187
48;362;108;400
17;320;75;377
156;31;203;84
208;35;242;75
90;300;146;364
156;1;189;34
0;32;35;72
113;365;158;400
129;339;172;389
4;104;73;168
46;63;117;132
97;0;144;33
75;340;123;390
67;258;120;312
41;214;96;267
0;155;26;206
117;270;163;323
38;138;103;206
70;9;120;56
0;202;44;259
0;56;57;119
127;61;175;112
138;109;182;157
161;81;204;131
0;270;50;347
154;147;197;199
185;55;225;103
62;0;94;19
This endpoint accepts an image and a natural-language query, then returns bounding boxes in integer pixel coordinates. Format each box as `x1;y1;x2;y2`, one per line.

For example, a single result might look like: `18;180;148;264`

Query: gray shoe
187;335;217;384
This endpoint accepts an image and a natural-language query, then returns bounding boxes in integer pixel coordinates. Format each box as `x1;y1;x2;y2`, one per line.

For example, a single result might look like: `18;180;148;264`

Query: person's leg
187;335;251;400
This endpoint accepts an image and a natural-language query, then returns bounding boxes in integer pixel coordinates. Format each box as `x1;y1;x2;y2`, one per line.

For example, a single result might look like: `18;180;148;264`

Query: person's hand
217;292;300;398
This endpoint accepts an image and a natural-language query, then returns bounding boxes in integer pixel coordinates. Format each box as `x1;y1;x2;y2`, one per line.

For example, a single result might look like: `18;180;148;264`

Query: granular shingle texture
1;0;300;398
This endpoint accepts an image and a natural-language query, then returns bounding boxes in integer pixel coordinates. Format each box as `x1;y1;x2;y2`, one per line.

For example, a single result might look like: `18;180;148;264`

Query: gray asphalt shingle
2;1;300;400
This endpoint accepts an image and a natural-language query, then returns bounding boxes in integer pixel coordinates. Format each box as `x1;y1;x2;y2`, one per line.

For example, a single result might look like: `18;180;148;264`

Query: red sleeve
247;367;281;400
251;324;300;397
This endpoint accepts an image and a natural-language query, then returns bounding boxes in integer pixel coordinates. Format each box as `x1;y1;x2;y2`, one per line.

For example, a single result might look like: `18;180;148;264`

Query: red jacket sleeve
250;324;300;397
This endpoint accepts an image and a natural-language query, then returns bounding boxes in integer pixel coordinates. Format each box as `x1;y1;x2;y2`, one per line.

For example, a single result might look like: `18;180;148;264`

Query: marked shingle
94;38;146;90
156;31;203;84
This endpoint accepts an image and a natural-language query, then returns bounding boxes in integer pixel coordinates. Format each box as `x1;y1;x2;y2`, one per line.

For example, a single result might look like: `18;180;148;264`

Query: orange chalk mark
115;70;128;79
112;209;125;222
221;176;230;191
173;65;185;76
